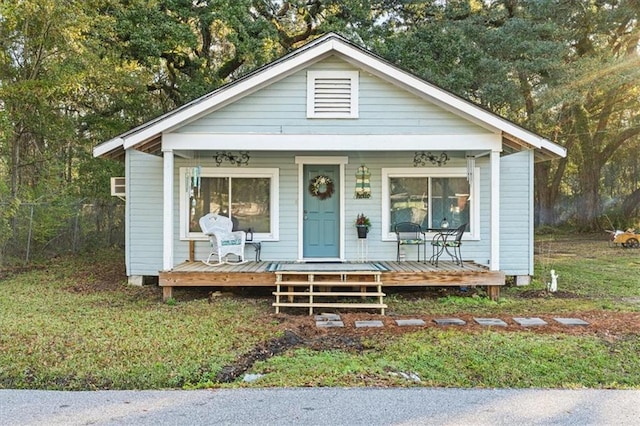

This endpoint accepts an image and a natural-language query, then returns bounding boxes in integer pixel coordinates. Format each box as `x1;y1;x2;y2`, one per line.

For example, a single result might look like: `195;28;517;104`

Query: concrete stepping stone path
513;317;548;327
355;320;384;328
395;319;426;327
433;318;466;326
474;318;508;327
312;315;589;329
554;317;590;326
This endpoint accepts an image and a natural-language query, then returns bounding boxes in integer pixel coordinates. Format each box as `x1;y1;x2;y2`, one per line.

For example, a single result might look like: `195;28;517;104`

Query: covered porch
158;259;505;312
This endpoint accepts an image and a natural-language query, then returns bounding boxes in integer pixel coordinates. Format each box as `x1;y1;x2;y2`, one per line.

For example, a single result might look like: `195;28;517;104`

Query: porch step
273;302;387;310
272;291;386;297
273;270;385;315
273;281;381;286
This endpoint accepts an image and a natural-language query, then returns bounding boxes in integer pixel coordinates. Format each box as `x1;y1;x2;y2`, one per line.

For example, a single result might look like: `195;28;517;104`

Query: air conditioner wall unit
110;177;126;198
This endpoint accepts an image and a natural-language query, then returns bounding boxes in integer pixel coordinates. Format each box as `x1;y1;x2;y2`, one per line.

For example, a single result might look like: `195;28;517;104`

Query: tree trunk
576;167;603;230
621;188;640;218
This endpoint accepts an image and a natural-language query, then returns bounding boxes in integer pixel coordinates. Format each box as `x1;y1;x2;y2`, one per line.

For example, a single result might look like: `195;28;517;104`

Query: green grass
0;250;278;390
1;236;639;390
247;331;640;388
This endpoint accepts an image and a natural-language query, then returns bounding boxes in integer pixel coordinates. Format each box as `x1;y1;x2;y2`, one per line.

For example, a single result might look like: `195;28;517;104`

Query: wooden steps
273;270;386;315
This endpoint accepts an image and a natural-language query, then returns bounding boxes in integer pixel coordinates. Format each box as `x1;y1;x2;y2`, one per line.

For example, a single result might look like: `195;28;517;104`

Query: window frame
179;167;280;241
306;70;359;119
381;167;480;241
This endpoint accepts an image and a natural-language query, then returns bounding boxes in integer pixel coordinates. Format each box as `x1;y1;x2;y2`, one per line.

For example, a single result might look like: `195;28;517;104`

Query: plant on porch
355;213;371;238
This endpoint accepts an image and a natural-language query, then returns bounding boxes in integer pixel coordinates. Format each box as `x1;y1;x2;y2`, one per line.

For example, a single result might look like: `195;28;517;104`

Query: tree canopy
1;0;638;230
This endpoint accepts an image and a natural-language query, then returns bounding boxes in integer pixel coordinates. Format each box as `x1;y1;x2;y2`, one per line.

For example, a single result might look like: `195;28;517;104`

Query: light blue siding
499;150;533;275
177;57;490;136
126;150;163;276
170;152;493;266
123;57;529;276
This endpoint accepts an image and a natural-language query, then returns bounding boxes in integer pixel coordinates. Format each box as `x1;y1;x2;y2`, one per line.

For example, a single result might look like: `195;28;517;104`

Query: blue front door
303;165;340;258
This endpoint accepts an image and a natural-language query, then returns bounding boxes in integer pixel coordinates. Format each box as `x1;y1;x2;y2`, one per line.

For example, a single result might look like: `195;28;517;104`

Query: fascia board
122;44;335;150
93;137;124;158
331;41;566;157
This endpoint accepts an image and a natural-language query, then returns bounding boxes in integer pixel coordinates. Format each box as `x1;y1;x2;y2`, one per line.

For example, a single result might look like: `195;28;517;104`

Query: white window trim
179;167;280;241
306;70;359;118
381;167;480;241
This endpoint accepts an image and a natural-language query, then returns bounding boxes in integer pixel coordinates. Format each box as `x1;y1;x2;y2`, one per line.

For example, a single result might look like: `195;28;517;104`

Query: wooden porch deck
159;260;505;302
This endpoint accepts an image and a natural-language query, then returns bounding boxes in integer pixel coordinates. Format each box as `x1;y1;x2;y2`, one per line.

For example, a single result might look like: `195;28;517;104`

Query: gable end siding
177;57;491;136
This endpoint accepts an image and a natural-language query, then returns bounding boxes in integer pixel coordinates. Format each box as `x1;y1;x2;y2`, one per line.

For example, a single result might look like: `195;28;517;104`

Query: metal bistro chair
394;222;426;262
199;213;247;265
430;223;467;267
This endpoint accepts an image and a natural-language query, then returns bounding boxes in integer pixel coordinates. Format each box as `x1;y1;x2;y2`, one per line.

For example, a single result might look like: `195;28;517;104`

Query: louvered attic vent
307;71;359;118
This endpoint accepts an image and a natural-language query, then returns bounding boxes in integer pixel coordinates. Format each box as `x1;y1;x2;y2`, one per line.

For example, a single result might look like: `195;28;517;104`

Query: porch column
162;149;174;271
490;149;500;271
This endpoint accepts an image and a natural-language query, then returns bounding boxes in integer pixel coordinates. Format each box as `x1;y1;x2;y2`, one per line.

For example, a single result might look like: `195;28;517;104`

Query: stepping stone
513;317;548;327
355;320;384;328
315;313;341;321
433;318;466;326
395;319;426;327
474;318;508;327
554;317;589;326
316;320;344;328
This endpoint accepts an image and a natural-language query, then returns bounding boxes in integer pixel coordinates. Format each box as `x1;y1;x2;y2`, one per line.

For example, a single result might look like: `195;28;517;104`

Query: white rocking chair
199;213;247;265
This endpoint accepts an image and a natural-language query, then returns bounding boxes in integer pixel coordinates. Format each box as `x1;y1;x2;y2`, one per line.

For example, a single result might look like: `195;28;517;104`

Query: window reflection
389;176;470;231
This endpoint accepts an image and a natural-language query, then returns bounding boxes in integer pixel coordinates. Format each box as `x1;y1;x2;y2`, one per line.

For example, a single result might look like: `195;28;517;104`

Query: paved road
1;388;638;425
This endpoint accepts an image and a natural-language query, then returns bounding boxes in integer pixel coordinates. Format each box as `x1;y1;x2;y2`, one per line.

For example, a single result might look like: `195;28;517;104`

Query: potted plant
355;213;371;238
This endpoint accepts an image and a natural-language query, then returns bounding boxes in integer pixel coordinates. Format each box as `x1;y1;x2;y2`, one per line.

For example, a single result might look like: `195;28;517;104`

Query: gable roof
94;32;566;161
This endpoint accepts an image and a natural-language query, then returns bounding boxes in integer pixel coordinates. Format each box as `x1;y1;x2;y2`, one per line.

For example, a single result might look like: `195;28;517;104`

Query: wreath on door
309;175;334;200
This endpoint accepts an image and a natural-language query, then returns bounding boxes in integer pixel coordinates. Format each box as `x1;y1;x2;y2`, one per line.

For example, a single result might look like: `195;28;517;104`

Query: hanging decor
355;165;371;199
466;155;475;183
309;175;334;200
186;166;202;219
413;151;449;167
186;166;202;198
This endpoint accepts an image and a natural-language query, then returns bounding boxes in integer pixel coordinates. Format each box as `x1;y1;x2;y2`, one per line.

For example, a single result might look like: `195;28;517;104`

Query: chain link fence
0;200;124;265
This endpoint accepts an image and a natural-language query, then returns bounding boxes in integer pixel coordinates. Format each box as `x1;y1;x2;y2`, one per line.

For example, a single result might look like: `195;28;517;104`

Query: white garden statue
547;269;559;293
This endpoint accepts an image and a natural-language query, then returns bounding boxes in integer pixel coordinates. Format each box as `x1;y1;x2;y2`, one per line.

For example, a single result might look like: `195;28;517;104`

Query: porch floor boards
167;259;488;274
159;260;505;302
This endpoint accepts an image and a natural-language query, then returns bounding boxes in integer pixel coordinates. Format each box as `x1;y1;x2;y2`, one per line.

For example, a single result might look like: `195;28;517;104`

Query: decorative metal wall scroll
413;151;449;167
355;165;371;199
214;151;250;167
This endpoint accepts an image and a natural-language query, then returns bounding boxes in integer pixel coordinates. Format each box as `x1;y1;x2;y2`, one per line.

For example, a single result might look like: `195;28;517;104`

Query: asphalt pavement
1;388;639;425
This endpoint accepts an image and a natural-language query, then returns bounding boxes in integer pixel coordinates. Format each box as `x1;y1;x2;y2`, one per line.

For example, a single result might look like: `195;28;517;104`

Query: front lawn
1;235;639;390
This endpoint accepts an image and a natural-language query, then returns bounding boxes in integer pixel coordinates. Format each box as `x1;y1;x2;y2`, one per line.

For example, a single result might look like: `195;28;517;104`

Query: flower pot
356;225;368;239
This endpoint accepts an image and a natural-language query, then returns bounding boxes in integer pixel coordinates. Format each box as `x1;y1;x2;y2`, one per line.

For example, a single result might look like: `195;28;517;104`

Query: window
180;168;279;240
307;71;359;118
382;168;479;240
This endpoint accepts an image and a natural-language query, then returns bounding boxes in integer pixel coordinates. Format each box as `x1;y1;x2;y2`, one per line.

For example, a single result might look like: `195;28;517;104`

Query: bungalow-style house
94;33;566;308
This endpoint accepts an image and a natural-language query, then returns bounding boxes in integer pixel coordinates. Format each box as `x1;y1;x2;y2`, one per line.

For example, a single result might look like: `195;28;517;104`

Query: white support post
163;149;174;271
490;149;500;271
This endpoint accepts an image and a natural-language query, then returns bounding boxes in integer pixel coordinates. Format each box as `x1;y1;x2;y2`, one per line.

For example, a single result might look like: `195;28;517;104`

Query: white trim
295;156;349;165
162;150;174;271
490;150;500;271
94;137;123;158
330;40;566;158
296;156;348;261
95;34;565;160
178;167;280;241
306;70;359;118
528;149;535;275
381;167;480;241
163;133;501;152
123;44;335;148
